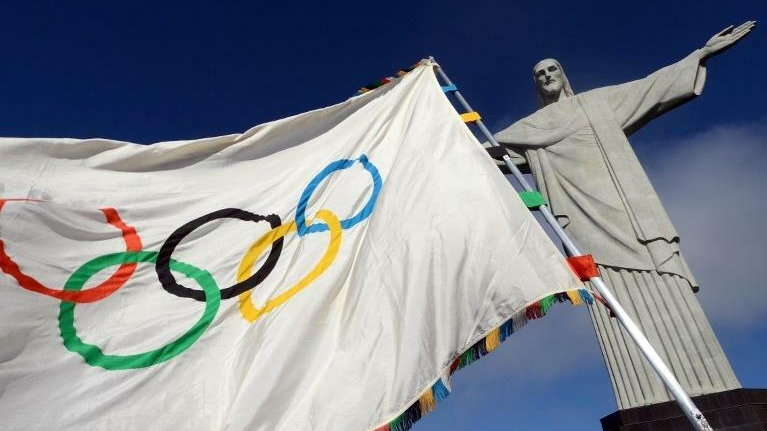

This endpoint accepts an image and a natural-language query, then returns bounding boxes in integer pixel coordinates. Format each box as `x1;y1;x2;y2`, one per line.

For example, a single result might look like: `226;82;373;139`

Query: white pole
430;58;714;431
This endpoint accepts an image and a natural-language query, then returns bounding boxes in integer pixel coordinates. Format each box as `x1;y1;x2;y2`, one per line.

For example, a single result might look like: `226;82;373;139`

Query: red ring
0;200;142;303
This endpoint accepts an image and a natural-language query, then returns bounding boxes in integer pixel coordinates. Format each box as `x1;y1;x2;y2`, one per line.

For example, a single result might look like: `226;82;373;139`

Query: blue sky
1;1;765;430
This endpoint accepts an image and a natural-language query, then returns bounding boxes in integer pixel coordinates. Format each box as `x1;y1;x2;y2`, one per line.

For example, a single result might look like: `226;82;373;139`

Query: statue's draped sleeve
492;101;581;149
599;51;707;136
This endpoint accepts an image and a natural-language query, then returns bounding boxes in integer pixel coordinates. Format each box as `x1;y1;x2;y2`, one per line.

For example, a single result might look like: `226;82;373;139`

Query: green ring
58;251;220;370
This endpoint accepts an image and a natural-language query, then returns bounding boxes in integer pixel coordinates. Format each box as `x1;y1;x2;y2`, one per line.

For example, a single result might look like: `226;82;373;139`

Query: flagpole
430;57;714;431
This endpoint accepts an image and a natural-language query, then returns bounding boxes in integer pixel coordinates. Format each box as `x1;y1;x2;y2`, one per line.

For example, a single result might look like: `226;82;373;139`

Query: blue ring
295;155;382;236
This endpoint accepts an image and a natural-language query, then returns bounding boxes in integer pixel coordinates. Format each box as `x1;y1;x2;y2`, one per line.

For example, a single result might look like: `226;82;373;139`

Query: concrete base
601;389;767;431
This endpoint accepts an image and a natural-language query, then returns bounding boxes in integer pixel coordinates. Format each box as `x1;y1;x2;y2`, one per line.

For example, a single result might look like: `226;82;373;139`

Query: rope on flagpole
428;56;714;431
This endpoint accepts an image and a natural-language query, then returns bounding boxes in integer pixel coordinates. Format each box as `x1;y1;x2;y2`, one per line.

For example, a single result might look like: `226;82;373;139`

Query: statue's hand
701;21;756;59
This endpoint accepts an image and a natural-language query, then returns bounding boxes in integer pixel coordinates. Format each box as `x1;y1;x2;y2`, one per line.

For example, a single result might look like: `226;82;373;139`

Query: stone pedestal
601;389;767;431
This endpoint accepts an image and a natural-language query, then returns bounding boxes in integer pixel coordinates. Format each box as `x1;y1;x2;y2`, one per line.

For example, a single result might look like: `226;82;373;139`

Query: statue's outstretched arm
600;21;755;136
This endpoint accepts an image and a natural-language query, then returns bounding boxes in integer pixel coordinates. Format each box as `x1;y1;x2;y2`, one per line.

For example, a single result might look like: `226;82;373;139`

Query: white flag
0;61;586;431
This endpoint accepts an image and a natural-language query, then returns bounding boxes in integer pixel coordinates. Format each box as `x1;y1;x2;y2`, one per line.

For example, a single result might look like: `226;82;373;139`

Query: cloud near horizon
639;118;767;329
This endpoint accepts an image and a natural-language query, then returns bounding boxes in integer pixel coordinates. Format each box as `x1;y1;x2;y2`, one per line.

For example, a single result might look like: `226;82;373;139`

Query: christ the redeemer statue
494;22;754;409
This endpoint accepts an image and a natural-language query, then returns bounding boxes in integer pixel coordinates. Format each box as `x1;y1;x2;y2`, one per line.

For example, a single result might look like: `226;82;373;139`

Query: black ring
155;208;283;301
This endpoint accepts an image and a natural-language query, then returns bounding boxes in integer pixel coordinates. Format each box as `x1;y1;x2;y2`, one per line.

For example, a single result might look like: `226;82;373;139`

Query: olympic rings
58;251;220;370
0;200;143;303
156;209;282;301
2;155;383;370
238;209;342;323
295;154;382;236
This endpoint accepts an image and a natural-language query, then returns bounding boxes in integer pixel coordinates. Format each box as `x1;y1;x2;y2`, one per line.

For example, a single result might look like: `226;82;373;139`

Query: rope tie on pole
483;146;507;159
460;111;481;123
566;254;600;281
518;191;546;209
441;84;458;93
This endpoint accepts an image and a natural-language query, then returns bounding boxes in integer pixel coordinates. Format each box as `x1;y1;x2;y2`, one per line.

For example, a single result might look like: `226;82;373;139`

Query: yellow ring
237;209;342;323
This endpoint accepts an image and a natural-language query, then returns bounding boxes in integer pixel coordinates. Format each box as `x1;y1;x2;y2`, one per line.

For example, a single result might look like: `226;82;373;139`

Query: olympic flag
0;61;584;431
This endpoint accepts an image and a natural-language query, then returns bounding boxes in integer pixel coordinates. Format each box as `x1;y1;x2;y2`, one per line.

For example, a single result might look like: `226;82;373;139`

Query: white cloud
639;118;767;329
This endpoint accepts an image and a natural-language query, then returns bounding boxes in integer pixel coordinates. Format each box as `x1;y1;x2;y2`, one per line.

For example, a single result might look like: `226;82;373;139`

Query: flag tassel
371;288;593;431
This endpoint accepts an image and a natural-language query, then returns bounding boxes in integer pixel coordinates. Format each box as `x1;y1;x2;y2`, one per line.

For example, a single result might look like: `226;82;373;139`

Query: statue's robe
494;52;741;408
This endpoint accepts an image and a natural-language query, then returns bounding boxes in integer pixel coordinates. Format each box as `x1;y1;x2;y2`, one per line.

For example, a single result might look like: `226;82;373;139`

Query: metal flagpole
430;57;714;431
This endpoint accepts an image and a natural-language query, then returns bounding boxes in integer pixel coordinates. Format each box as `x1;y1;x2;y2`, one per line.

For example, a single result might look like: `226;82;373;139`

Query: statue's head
533;58;574;106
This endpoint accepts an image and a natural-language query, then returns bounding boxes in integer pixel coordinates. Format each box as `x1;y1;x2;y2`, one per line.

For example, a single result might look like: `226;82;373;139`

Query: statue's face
534;59;564;100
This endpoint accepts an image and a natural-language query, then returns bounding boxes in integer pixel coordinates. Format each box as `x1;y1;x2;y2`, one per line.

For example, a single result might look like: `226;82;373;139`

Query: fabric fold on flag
0;60;584;431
